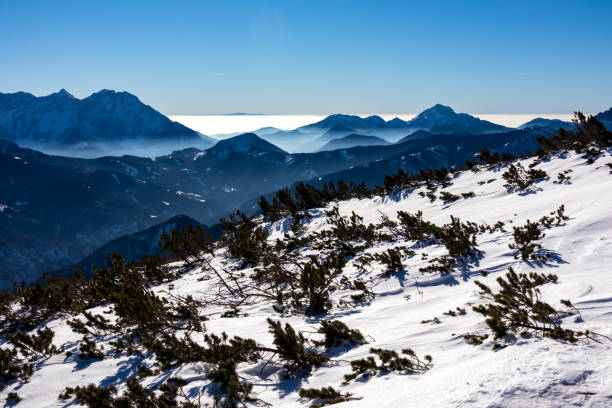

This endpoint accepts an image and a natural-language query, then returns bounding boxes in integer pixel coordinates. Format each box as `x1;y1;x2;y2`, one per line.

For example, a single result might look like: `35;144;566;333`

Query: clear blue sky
1;0;610;115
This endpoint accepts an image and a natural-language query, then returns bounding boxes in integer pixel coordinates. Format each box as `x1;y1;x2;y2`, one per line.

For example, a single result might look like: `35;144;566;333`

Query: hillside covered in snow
1;116;612;407
0;89;214;157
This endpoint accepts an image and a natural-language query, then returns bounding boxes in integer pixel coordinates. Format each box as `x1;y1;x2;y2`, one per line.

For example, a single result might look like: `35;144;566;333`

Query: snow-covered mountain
3;148;611;407
0;89;215;157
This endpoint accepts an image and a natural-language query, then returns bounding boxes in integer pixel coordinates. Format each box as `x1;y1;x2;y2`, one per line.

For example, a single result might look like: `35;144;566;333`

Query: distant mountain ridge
318;134;390;151
208;104;607;154
0;89;215;157
257;104;513;151
400;104;511;135
518;118;575;131
208;132;287;158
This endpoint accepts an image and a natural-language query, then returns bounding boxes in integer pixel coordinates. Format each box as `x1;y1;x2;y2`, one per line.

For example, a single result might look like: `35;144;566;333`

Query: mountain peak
42;88;76;101
55;88;75;98
302;114;390;131
85;89;140;104
364;115;387;125
422;104;456;115
405;104;509;134
518;118;574;131
0;88;205;154
208;133;287;158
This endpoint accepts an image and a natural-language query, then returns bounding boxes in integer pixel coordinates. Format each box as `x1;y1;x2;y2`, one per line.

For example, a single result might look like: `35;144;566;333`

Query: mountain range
1;89;610;287
0;125;551;287
0;89;215;157
251;104;522;152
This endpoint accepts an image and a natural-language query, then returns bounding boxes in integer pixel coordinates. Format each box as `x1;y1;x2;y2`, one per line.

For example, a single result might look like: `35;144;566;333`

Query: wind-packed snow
3;151;612;407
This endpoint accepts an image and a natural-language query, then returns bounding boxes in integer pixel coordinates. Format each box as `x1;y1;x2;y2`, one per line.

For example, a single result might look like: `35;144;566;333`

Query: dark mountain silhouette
49;215;223;278
402;104;510;135
595;107;612;130
298;114;397;131
207;132;287;157
318;134;390;151
298;124;358;151
0;140;227;287
518;118;574;131
253;129;312;152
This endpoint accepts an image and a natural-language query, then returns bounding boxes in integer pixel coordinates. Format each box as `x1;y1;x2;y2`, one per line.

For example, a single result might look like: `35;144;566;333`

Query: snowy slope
3;150;612;407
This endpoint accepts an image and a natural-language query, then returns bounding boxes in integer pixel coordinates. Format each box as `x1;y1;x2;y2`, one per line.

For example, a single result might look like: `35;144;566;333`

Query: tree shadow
393;268;407;287
381;189;413;204
250;370;306;398
71;354;102;371
99;356;144;388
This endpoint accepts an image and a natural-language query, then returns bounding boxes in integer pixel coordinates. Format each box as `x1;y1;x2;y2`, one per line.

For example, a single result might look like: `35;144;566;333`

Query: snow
3;151;612;407
176;190;207;203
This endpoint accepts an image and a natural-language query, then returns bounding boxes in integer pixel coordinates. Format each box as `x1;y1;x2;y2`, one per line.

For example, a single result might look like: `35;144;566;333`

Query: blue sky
1;0;610;115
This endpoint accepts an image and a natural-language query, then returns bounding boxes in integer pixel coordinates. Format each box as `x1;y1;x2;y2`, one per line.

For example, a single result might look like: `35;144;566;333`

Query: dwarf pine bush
472;267;590;343
509;220;546;261
343;347;432;383
299;386;356;407
159;224;212;267
267;319;329;372
502;162;548;191
312;320;366;350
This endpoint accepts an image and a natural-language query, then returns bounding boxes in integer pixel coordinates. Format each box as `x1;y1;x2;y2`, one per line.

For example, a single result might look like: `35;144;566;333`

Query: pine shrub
159;224;212;267
5;328;59;359
312;320;366;350
343;347;432;383
508;220;546;261
299;386;356;407
502;162;548;191
440;191;461;204
473;267;589;343
267;319;328;372
219;211;269;268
